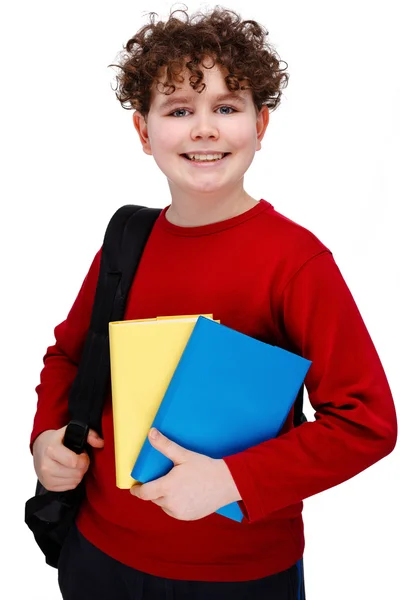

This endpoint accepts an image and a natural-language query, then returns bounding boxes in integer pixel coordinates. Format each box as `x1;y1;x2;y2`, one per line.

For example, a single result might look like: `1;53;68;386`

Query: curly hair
110;5;289;117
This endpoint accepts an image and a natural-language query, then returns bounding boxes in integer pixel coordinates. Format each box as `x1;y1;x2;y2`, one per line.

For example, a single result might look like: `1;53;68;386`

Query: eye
169;108;191;118
216;106;236;115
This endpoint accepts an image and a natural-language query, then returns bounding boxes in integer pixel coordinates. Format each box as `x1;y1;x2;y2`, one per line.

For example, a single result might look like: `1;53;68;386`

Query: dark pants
58;525;299;600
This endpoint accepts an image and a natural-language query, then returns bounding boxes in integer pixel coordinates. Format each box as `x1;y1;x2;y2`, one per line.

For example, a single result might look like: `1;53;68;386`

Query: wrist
216;459;242;504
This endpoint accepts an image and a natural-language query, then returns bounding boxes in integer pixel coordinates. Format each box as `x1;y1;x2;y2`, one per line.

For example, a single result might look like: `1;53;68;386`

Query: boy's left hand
130;428;241;520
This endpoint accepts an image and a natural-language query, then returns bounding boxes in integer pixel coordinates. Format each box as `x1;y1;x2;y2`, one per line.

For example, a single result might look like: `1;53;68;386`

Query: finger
44;479;83;492
130;478;166;501
151;497;166;507
161;506;177;518
48;445;90;470
148;429;190;465
87;429;104;448
44;462;88;480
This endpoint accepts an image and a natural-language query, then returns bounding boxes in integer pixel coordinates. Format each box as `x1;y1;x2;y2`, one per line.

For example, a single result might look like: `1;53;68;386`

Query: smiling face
133;59;269;202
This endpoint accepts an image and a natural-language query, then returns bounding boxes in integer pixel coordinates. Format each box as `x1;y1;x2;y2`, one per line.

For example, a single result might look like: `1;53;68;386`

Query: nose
190;112;220;141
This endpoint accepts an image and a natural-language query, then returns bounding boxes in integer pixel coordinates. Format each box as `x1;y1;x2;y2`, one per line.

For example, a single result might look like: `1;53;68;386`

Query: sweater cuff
223;453;265;524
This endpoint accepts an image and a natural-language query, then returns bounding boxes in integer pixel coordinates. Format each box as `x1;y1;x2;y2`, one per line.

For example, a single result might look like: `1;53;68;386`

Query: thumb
87;428;104;449
148;428;189;465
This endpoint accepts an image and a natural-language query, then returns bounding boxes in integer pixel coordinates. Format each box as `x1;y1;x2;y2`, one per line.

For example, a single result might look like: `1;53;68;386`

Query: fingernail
150;428;159;440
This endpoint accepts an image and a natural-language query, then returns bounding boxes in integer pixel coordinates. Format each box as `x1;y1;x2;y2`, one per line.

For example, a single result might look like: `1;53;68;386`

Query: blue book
131;317;311;522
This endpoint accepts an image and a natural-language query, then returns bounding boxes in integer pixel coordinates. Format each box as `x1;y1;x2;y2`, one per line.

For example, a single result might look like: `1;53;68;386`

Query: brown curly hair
110;5;289;117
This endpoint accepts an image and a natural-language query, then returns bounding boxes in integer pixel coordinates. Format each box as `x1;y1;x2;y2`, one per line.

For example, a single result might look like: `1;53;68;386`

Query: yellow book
109;314;216;488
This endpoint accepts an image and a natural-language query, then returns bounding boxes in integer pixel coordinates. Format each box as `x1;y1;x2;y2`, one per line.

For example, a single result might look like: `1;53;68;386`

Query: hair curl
110;5;289;116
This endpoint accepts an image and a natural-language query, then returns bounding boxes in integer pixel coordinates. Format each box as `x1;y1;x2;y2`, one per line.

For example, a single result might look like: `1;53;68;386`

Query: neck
165;186;258;227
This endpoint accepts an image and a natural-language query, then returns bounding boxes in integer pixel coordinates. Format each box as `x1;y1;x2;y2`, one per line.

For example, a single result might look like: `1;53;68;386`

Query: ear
133;111;152;156
255;105;269;151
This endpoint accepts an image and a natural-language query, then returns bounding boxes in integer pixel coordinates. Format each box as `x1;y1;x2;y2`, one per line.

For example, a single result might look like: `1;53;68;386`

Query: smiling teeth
187;153;225;161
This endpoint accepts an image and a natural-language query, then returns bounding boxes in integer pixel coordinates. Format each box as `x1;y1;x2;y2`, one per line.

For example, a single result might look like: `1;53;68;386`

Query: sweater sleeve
223;251;397;523
30;249;102;450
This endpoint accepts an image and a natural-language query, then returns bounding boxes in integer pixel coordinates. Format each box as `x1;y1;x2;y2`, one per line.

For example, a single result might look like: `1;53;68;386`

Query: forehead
150;61;253;108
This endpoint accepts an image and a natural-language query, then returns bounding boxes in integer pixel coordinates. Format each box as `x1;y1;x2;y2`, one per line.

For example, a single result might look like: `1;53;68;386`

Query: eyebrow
157;92;248;112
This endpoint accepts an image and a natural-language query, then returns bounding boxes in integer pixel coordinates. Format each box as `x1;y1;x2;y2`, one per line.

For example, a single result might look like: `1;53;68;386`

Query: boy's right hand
32;426;104;492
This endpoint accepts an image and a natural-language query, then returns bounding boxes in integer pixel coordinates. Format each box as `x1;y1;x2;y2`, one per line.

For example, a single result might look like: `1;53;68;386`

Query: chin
188;187;225;196
186;180;229;194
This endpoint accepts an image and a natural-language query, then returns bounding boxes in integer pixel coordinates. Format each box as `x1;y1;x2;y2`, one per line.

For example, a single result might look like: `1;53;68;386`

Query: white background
1;1;399;598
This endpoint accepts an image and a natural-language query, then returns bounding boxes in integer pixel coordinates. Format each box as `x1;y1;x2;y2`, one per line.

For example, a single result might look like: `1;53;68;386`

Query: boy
30;6;397;600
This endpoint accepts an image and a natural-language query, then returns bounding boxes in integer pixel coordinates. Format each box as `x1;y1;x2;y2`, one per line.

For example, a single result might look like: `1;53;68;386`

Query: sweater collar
159;199;271;237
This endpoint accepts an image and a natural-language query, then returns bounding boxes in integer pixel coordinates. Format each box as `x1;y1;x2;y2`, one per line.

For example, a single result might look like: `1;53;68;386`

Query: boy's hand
130;428;241;520
32;426;104;492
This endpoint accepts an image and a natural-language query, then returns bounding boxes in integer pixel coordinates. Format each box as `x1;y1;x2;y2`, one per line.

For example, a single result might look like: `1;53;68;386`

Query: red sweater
31;199;397;581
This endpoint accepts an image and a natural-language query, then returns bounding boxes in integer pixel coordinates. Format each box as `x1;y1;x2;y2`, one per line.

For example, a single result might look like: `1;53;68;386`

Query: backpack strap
66;205;162;437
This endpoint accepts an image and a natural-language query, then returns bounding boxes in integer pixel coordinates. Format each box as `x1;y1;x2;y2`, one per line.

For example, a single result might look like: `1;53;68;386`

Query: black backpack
25;203;307;569
25;205;161;568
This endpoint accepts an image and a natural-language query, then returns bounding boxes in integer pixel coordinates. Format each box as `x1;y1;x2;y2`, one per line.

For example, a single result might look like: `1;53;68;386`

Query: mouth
181;152;231;163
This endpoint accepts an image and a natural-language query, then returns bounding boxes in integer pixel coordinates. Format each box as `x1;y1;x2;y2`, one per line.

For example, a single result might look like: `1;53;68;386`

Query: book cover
131;316;311;522
109;314;215;488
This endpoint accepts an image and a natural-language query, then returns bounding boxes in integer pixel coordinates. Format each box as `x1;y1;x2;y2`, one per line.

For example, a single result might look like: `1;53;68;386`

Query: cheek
148;126;181;173
149;121;181;150
225;120;258;150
